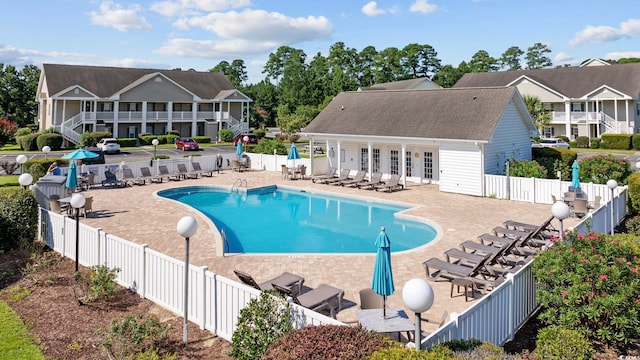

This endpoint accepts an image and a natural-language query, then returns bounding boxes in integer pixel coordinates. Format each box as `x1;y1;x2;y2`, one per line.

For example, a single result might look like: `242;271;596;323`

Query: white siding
439;143;482;196
484;101;533;175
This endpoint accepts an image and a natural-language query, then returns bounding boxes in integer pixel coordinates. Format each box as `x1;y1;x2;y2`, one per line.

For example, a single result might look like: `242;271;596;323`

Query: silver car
532;138;570;149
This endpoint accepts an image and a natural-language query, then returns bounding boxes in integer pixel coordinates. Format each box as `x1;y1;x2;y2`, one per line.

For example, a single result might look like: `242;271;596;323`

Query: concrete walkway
78;169;575;334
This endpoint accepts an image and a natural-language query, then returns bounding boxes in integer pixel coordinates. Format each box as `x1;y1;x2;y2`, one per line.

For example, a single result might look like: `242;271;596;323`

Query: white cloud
89;1;152;32
150;0;251;17
0;44;95;66
105;58;171;69
178;9;332;44
156;38;277;59
409;0;438;14
604;51;640;60
362;1;386;16
569;18;640;46
553;52;573;63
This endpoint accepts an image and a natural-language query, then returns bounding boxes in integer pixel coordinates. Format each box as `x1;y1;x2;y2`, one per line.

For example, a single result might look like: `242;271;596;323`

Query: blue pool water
158;186;437;254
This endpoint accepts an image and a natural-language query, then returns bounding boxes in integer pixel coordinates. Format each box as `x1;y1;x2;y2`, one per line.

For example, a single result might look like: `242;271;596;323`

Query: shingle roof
42;64;234;99
304;87;524;141
359;77;440;91
453;62;640;98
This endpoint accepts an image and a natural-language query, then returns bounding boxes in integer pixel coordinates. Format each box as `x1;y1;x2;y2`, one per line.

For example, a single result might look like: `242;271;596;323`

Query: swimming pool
158;186;438;254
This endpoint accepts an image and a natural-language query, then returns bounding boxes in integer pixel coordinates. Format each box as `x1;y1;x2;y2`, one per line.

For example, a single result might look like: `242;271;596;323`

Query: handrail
231;178;247;193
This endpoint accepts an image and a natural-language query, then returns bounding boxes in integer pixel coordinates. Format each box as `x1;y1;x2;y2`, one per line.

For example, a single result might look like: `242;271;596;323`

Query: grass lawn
0;301;45;360
0;175;19;187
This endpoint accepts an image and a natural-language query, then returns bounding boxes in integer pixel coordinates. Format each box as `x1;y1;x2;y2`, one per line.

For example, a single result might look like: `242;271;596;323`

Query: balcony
550;111;601;124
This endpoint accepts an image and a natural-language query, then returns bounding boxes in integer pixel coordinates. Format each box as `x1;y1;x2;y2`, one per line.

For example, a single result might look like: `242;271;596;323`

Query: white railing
38;207;341;342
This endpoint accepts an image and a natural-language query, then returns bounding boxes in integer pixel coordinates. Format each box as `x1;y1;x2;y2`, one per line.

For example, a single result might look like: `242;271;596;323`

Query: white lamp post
551;201;571;242
18;173;33;189
243;135;249;144
42;145;51;160
177;216;198;346
16;154;27;174
152;138;159;159
607;179;618;235
402;278;434;351
70;194;86;272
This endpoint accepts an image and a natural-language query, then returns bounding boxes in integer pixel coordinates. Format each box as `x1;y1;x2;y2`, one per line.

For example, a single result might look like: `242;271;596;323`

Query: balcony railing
550;111;601;123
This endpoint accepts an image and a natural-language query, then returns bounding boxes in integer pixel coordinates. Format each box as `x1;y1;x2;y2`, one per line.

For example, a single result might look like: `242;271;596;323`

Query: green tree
210;59;248;88
373;47;404;83
433;62;470;88
469;50;499;72
523;94;550;133
357;46;378;87
0;64;40;127
401;43;442;80
525;42;552;69
242;79;279;128
263;46;306;84
327;41;359;93
499;46;524;70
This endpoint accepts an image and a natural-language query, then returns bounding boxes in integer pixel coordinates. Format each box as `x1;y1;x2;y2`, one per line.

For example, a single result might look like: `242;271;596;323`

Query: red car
233;133;258;145
175;137;200;151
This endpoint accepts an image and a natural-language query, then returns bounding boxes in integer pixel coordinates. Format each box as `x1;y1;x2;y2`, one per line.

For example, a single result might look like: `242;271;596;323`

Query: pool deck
78;168;577;335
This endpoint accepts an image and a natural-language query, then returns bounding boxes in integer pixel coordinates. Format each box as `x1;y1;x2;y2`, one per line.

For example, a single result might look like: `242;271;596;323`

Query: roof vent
473;96;477;100
341;105;344;111
155;77;162;82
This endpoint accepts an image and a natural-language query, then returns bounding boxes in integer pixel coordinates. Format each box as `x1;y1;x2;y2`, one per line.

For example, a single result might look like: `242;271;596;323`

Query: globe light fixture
402;278;434;350
18;173;33;189
607;179;618;235
42;145;51;160
551;201;571;242
177;216;198;346
16;154;27;173
70;194;86;272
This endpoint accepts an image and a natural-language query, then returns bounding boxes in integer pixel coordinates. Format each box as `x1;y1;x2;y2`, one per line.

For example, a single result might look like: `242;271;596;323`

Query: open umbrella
571;160;581;190
287;143;301;168
371;226;394;318
236;140;243;159
65;161;78;192
61;148;100;160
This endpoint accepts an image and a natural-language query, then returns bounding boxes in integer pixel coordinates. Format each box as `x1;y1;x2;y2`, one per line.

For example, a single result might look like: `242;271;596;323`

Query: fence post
139;244;148;299
199;266;208;330
505;161;510;200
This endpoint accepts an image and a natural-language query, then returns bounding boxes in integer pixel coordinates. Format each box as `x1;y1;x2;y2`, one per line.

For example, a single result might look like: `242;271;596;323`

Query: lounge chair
320;168;351;185
337;170;366;187
272;283;344;319
173;164;191;180
123;168;146;186
101;170;125;188
357;172;383;190
233;270;304;296
311;167;336;183
503;216;556;234
142;166;164;183
191;162;213;177
374;174;404;192
423;254;492;282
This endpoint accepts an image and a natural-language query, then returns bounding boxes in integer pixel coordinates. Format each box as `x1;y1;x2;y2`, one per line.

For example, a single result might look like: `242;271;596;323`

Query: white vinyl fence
38;209;342;342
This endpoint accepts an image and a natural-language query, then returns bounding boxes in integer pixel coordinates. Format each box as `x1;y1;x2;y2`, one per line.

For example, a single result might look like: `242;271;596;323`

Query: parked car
532;138;570;149
175;137;200;151
233;133;258;145
97;138;121;154
82;147;105;164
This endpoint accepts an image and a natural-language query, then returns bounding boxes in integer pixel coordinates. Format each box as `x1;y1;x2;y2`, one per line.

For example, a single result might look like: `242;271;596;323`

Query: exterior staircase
60;114;83;145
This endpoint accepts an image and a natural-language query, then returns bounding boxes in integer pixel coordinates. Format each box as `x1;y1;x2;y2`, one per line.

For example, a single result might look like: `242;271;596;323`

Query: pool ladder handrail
231;178;247;194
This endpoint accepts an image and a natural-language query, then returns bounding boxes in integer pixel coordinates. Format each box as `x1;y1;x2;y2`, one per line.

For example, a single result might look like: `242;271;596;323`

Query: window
543;127;554;138
405;151;412;177
571;125;578;139
423;152;433;179
390;150;399;175
173;103;192;111
372;148;380;173
571;103;584;112
360;148;368;171
148;102;167;111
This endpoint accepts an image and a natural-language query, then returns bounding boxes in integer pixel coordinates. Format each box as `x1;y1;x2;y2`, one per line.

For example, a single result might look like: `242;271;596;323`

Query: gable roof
359;77;441;91
304;87;532;141
41;64;235;99
453;62;640;99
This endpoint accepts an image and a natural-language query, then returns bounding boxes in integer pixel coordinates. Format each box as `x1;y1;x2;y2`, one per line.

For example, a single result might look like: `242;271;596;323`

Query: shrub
219;129;234;142
448;341;522;359
139;135;156;145
97;314;170;360
633;134;640;150
628;173;640;214
0;117;19;145
576;136;590;148
253;128;266;139
24;158;67;182
74;265;120;303
80;131;113;147
0;188;38;251
507;159;547;178
601;134;632;150
253;138;288;155
533;231;640;349
117;138;137;147
590;138;601;149
158;134;178;145
192;136;211;144
369;346;454;359
535;325;594;359
230;290;292;360
578;154;631;185
18;132;41;151
15;127;32;137
36;132;63;151
263;325;395;360
167;129;180;136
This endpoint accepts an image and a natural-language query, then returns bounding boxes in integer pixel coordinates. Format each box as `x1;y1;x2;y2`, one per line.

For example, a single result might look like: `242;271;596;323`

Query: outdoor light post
177;216;198;346
70;194;86;273
607;179;618;235
18;173;33;189
16;154;27;174
551;201;571;242
402;278;434;351
152;138;159;159
42;146;51;160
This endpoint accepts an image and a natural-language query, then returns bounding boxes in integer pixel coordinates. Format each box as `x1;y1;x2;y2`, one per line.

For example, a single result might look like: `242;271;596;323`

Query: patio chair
320;168;351;185
101;170;125;188
588;196;601;210
174;164;191;180
310;167;336;183
357;172;383;190
337;170;366;187
573;199;589;218
272;283;344;319
141;166;162;183
80;173;95;191
281;164;292;180
192;162;213;177
503;216;556;233
422;253;492;282
82;196;94;217
233;270;305;296
374;174;404;192
359;288;383;310
123;168;146;186
297;165;307;180
48;194;69;214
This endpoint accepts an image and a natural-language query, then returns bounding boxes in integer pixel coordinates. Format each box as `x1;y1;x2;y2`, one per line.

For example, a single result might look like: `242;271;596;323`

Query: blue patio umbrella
61;148;100;160
287;143;301;167
236;140;243;159
372;226;394;318
65;161;78;192
571;160;581;190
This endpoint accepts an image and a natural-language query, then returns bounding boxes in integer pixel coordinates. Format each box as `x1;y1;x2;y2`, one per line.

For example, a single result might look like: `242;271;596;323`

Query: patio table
357;308;414;341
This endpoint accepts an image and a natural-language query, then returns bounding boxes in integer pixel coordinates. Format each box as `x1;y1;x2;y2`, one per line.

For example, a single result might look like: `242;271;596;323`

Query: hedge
36;133;63;151
17;132;41;151
24;158;68;182
0;188;38;250
192;136;211;144
117;138;137;147
600;134;632;149
633;134;640;150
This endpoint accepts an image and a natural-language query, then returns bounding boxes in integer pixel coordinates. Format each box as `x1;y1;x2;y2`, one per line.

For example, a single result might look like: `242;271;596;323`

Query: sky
1;0;640;85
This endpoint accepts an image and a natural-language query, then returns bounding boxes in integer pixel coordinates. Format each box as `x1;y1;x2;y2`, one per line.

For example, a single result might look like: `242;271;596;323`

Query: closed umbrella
287;143;301;167
61;148;99;160
65;161;78;192
236;140;243;159
372;226;394;319
571;160;581;190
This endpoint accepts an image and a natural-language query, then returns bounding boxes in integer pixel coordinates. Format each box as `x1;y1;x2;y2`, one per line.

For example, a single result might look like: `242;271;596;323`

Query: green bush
507;159;547;178
633;134;640;150
576;136;590;148
628;173;640;214
36;132;63;151
18;132;41;151
158;134;178;145
15;127;32;137
80;131;113;147
0;188;38;251
24;158;68;182
568;140;577;148
263;325;395;360
535;325;594;359
167;129;180;136
219;129;234;142
590;138;601;149
97;314;170;360
578;154;631;185
533;231;640;349
555;135;570;143
369;346;454;359
623;215;640;235
601;134;632;149
74;265;120;303
253;128;266;139
192;136;211;144
253;138;288;155
139;135;158;145
532;147;577;165
230;291;292;360
117;138;137;147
